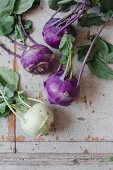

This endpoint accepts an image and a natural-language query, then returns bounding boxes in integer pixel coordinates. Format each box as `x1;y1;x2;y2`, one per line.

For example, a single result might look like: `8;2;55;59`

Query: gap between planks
0;153;112;166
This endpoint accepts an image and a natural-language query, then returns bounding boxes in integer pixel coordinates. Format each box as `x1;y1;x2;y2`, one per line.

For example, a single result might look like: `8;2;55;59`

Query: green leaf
4;85;15;98
0;83;4;91
77;13;105;27
87;0;100;7
96;38;113;63
0;107;10;117
78;37;113;64
10;20;33;41
77;45;94;62
109;156;113;162
100;0;113;14
48;0;62;10
0;16;14;36
13;0;37;14
48;0;76;11
0;97;11;117
10;24;24;42
32;0;40;9
0;0;16;16
0;67;19;91
77;37;113;79
88;57;113;79
0;102;7;114
59;34;75;64
58;0;74;5
107;53;113;63
0;67;29;118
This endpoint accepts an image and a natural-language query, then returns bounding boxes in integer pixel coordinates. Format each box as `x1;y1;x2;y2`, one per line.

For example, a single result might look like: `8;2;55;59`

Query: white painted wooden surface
0;0;113;169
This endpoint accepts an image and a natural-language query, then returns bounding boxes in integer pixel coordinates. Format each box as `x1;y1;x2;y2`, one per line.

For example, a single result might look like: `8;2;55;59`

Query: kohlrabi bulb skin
44;71;80;106
20;103;54;137
21;45;55;74
42;18;76;49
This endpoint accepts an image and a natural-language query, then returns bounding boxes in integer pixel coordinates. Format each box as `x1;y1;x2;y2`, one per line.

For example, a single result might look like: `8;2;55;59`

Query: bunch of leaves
79;0;113;27
48;0;113;27
0;66;28;117
0;0;40;41
77;37;113;79
59;34;75;64
48;0;77;11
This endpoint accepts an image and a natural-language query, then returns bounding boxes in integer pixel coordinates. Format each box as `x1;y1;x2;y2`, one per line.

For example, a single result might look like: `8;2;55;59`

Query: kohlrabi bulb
20;103;54;137
21;45;55;74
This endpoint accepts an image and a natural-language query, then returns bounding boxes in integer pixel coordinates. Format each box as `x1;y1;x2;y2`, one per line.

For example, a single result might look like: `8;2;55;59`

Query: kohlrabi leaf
0;102;7;114
59;34;75;64
0;67;30;118
0;0;16;16
77;45;94;62
48;0;60;10
0;16;14;36
77;13;105;27
100;0;113;15
92;38;113;63
4;85;15;98
0;67;19;91
10;24;25;42
88;57;113;79
13;0;39;14
78;37;113;64
100;39;113;63
87;0;100;7
77;37;113;79
10;20;33;41
48;0;75;11
0;106;10;117
32;0;40;9
109;156;113;162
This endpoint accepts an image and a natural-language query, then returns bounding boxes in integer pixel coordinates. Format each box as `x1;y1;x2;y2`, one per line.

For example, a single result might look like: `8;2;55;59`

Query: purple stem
51;3;80;27
66;5;83;25
51;8;60;19
7;36;27;49
0;44;21;59
56;0;87;35
18;15;39;45
77;19;111;87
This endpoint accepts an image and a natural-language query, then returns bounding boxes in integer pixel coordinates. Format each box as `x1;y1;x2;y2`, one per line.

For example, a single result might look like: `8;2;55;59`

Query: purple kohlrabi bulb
21;45;55;74
42;18;76;49
44;71;80;106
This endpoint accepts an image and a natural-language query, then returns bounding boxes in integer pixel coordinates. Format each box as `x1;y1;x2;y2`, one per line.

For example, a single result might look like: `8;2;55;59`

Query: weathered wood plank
0;153;113;166
0;165;113;170
16;142;113;154
0;142;14;153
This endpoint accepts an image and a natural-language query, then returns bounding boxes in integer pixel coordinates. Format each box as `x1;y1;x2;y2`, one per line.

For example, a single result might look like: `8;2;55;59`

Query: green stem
16;24;25;43
61;54;73;80
61;56;70;80
0;90;20;120
18;93;31;109
27;97;45;104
